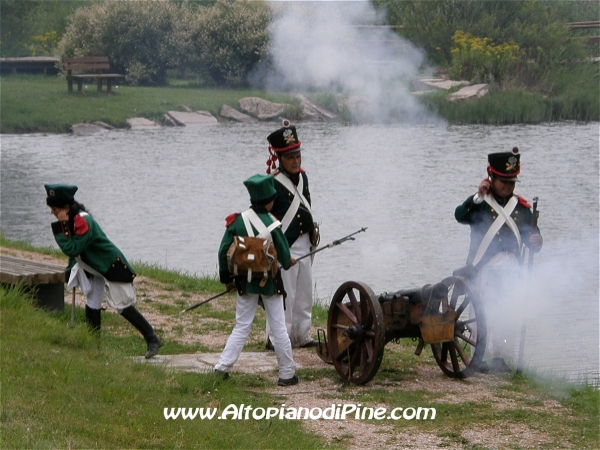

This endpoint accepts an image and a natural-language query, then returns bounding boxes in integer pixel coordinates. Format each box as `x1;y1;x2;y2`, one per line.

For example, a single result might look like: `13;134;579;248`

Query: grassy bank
2;72;598;134
0;75;297;134
1;287;330;449
1;237;599;448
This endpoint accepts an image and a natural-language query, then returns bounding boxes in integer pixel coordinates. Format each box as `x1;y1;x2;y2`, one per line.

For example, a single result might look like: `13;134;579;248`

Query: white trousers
85;274;106;310
69;262;135;312
275;233;313;347
216;292;295;379
477;252;522;362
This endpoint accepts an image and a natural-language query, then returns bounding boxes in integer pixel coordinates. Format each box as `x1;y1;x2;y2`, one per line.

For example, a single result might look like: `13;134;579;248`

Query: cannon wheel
327;281;385;384
430;276;487;378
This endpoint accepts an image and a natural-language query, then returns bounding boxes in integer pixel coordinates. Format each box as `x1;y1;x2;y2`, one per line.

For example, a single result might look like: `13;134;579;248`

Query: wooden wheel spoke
455;330;476;347
448;343;461;372
348;344;361;376
331;324;350;330
347;289;362;322
455;295;471;317
449;285;461;309
457;318;476;326
440;342;449;362
335;302;358;324
360;343;368;375
359;291;373;324
453;338;470;365
336;342;354;363
364;338;374;361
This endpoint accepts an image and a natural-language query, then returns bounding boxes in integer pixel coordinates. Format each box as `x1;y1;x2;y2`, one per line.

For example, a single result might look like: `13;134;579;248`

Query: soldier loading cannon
316;276;486;384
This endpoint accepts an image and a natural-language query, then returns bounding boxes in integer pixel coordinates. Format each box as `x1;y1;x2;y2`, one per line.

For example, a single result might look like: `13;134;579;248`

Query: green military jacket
51;211;135;282
218;208;291;296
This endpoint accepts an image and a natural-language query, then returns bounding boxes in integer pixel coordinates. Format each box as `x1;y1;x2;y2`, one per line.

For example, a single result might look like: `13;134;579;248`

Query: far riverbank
1;74;598;134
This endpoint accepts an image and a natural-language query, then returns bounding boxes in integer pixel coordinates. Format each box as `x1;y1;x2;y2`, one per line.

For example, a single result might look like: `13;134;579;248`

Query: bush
450;30;520;85
375;0;593;85
58;1;190;86
190;0;271;86
57;0;271;87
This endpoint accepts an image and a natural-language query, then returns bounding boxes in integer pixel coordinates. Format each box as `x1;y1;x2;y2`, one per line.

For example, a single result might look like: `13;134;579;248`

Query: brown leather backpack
227;236;278;287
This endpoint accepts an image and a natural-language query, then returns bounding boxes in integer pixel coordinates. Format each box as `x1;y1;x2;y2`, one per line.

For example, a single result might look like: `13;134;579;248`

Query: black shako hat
266;119;302;173
45;184;78;207
487;147;521;182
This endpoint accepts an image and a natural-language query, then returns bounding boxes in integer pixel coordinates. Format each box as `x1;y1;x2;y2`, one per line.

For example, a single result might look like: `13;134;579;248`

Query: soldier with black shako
455;148;542;372
264;120;319;349
45;184;162;358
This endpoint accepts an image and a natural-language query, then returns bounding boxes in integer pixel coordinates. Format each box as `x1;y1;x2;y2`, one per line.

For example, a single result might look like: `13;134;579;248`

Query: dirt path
2;246;569;449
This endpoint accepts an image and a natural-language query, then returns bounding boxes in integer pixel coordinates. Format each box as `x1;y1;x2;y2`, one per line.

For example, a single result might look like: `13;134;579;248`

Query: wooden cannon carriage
316;276;486;384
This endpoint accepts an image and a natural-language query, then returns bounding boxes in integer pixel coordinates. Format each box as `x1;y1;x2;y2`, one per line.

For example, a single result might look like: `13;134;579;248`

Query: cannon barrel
378;282;448;305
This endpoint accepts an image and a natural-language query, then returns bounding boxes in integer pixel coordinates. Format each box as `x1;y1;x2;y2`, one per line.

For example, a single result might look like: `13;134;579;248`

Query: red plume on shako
265;119;302;174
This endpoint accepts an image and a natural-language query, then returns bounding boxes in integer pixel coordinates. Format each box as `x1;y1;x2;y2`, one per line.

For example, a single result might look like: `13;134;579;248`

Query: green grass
0;75;297;134
0;286;330;449
0;234;65;258
2;236;598;448
133;261;223;294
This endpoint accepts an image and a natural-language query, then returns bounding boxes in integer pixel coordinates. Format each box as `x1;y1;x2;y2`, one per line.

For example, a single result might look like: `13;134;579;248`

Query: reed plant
421;83;599;125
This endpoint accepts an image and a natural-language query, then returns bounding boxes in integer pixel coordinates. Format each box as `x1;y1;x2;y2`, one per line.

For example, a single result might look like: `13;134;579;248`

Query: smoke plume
252;1;435;123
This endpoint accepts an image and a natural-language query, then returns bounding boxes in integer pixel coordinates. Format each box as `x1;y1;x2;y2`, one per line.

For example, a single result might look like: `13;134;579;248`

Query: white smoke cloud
253;1;436;123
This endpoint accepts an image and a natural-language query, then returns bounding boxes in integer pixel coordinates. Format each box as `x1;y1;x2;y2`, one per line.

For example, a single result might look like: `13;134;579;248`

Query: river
1;121;598;384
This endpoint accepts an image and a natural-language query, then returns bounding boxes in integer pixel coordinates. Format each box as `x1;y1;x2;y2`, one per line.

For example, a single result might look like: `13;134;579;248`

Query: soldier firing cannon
316;276;486;384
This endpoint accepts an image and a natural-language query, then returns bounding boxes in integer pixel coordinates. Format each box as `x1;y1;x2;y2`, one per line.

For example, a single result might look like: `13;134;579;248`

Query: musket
516;197;539;375
179;289;232;314
180;227;368;314
70;288;76;328
295;227;368;262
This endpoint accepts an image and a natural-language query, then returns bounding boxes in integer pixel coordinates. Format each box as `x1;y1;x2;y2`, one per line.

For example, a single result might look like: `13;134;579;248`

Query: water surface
2;122;598;383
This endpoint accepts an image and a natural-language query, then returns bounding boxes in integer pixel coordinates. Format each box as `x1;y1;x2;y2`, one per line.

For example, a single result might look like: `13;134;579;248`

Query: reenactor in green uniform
46;184;162;359
215;174;298;386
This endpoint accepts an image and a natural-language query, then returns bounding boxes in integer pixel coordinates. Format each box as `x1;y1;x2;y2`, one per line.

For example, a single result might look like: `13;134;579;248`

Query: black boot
85;305;101;335
120;306;162;359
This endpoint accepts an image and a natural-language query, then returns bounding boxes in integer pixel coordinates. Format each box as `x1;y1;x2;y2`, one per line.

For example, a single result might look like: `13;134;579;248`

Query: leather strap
472;195;521;266
274;173;311;233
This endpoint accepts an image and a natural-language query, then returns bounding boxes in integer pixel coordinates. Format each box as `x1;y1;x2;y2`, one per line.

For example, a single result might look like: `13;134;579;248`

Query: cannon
316;276;486;384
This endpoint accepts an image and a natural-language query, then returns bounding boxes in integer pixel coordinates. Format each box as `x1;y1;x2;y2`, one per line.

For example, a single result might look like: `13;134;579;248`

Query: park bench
0;254;65;311
62;56;124;94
